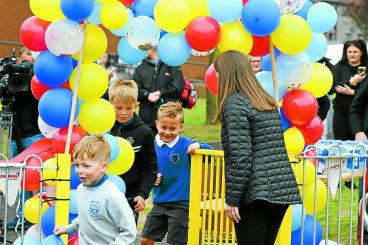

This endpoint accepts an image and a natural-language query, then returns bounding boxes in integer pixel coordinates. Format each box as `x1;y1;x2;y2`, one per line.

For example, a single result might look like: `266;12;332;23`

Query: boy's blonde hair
108;79;138;104
157;102;184;123
73;135;111;162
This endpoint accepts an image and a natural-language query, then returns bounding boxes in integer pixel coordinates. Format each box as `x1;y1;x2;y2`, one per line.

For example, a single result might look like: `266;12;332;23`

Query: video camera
0;48;33;96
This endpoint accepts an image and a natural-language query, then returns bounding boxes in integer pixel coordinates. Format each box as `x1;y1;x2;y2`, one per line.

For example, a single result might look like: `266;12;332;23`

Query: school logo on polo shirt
170;154;180;164
90;201;100;218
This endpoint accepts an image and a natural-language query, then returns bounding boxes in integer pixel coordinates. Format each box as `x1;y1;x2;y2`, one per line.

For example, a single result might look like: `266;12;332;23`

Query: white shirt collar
155;134;179;148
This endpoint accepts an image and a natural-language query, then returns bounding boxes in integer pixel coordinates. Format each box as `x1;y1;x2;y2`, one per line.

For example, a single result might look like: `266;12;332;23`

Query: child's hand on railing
187;142;200;154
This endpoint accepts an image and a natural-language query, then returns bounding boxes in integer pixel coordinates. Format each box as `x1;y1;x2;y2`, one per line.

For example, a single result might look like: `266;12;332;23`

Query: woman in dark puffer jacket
214;50;301;245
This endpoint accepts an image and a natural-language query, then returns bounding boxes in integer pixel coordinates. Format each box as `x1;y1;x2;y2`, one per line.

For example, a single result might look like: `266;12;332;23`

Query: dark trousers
234;200;288;245
333;107;354;140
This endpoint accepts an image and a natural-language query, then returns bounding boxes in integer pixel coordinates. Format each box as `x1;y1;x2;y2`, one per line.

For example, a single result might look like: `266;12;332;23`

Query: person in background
109;79;157;224
317;57;334;122
331;40;367;189
134;47;184;135
54;135;136;244
331;40;367;141
1;47;44;229
250;56;262;73
99;53;117;83
139;102;213;245
214;50;301;245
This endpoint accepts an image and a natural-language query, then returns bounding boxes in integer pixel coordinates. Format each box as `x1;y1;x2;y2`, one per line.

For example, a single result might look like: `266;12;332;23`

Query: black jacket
110;113;157;199
350;80;368;135
133;59;184;127
221;93;301;207
331;63;364;109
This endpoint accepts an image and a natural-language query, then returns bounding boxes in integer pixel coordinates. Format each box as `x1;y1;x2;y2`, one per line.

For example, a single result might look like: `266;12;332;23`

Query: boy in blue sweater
140;102;213;245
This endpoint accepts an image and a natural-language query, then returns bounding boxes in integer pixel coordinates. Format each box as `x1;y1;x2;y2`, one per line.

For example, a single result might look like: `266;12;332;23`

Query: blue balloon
208;0;243;23
111;9;134;37
42;205;78;237
256;71;286;98
41;235;64;245
69;189;78;214
117;37;146;64
291;215;322;245
41;205;56;237
157;32;191;66
72;58;78;69
14;235;39;245
34;50;73;87
132;0;158;17
87;1;102;24
38;88;80;128
307;2;337;33
61;0;94;21
305;32;328;62
104;134;120;162
70;164;81;189
291;204;306;231
261;54;272;71
241;0;281;36
280;108;291;131
295;0;313;19
108;174;126;193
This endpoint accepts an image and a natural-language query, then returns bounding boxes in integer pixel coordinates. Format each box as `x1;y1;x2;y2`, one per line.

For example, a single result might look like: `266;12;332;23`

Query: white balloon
38;116;59;139
191;48;215;57
31;51;41;60
45;19;84;56
25;224;45;240
126;16;160;51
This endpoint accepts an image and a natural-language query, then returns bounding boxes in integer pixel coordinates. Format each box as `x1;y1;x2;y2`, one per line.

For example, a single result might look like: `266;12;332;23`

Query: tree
348;0;368;40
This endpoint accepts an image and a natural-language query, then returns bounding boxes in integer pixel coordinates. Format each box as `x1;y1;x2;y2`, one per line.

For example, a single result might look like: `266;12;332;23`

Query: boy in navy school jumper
109;79;157;224
54;135;136;244
140;102;213;245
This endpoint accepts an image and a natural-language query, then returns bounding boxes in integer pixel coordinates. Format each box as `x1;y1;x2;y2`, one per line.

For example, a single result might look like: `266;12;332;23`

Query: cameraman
1;47;44;229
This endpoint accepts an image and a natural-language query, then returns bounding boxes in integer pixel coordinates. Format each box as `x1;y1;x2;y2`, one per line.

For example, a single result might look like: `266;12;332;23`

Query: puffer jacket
221;93;301;207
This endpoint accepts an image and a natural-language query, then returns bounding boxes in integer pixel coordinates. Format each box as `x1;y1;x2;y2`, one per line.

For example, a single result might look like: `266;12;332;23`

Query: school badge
170;154;180;164
89;201;101;218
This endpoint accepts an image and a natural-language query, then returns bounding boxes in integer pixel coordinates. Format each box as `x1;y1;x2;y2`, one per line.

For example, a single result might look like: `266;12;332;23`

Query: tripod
0;104;14;159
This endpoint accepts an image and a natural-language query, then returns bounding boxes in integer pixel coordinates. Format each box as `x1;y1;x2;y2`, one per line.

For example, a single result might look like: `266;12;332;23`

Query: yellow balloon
186;0;210;21
218;22;253;55
100;1;128;30
300;63;333;98
69;63;109;101
293;159;316;187
78;99;116;134
107;137;135;175
284;127;305;155
154;0;192;33
304;179;327;214
43;157;57;185
73;24;107;63
30;0;65;22
271;15;312;55
24;197;50;224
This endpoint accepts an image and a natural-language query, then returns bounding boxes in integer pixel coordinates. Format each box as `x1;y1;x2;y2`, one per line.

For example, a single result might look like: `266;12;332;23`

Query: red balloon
185;16;221;52
19;16;49;52
69;233;79;245
31;76;71;100
21;151;53;191
282;89;318;125
31;75;51;100
205;64;218;95
52;126;87;154
302;148;317;166
249;35;270;57
119;0;135;5
296;115;324;145
242;0;249;5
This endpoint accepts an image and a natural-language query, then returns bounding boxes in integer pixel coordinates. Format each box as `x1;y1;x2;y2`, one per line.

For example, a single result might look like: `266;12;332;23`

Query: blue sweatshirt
153;136;213;205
